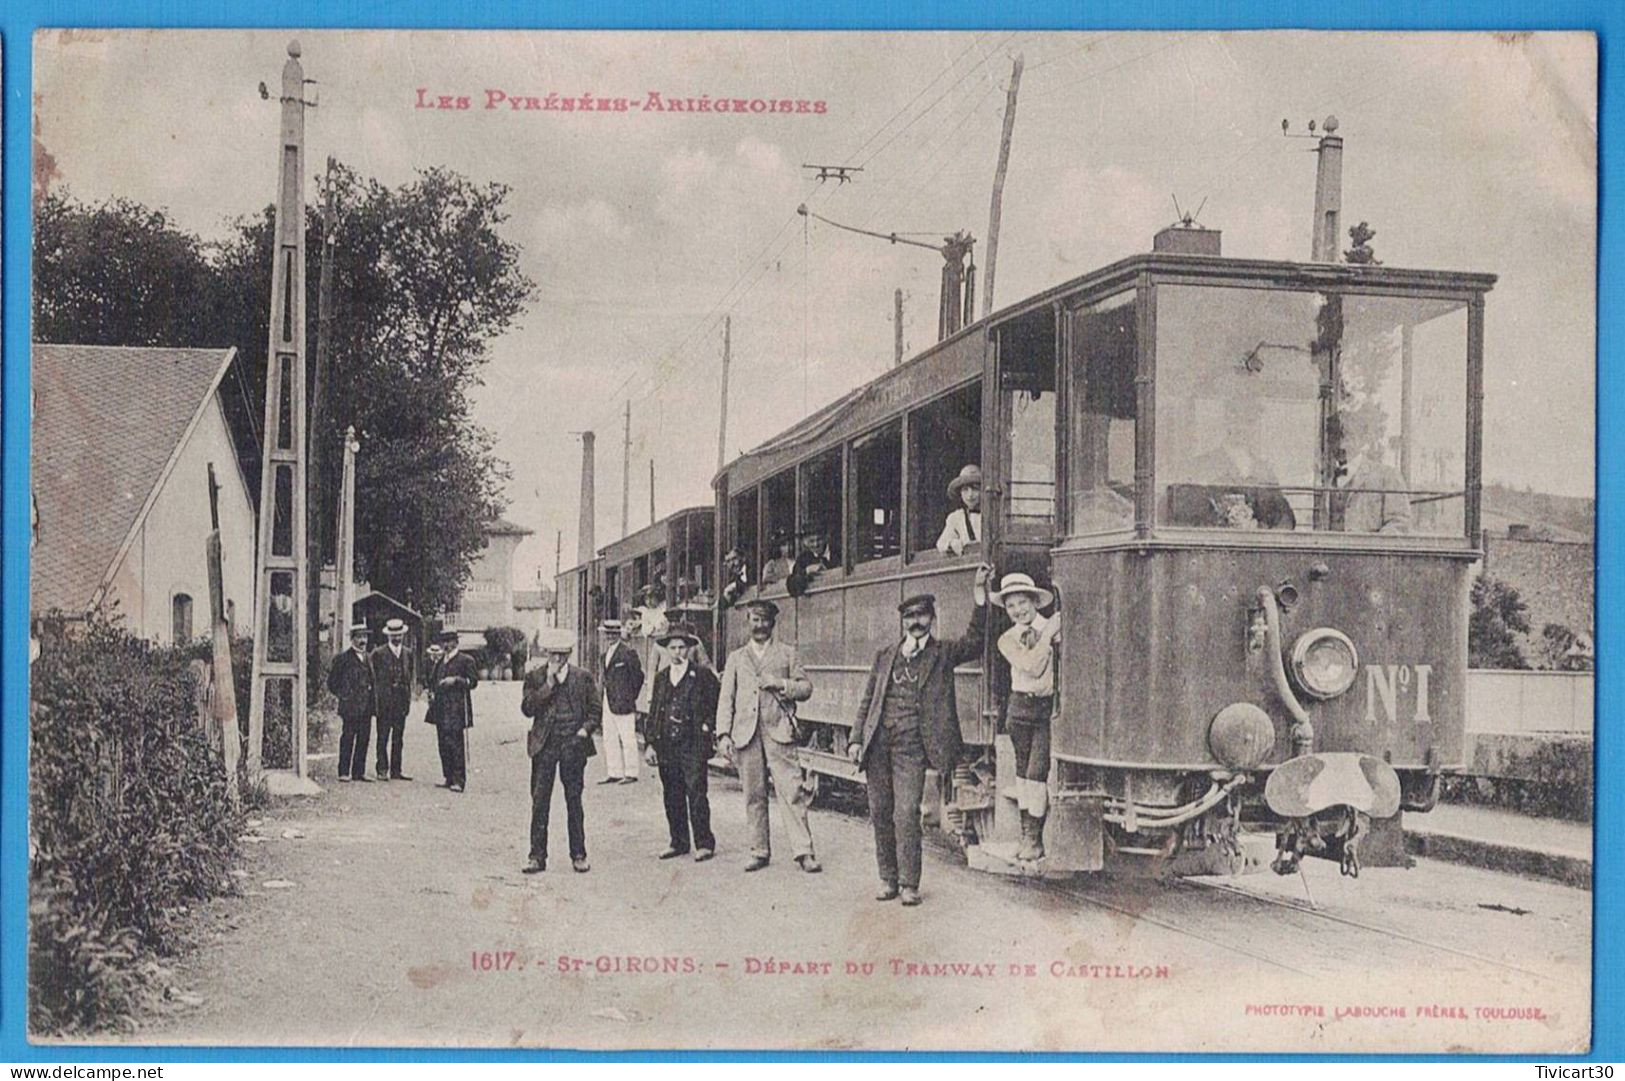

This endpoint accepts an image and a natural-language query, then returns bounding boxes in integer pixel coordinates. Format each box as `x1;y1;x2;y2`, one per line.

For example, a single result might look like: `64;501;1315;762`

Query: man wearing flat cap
717;598;819;873
431;629;479;792
847;566;992;905
643;622;720;861
370;618;415;781
327;623;376;782
521;627;602;874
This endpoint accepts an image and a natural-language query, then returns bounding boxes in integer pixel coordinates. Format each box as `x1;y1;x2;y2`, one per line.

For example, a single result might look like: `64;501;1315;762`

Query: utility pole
621;401;631;539
247;40;315;792
336;426;359;640
982;53;1024;319
716;315;731;474
894;289;904;367
553;529;562;627
649;460;656;526
308;155;336;664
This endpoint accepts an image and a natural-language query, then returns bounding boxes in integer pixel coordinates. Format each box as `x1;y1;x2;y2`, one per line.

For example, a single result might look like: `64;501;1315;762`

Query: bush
29;613;244;1034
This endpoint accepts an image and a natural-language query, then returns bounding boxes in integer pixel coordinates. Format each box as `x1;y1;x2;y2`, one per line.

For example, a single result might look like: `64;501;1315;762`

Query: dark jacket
370;644;415;720
421;655;443;725
326;648;375;722
646;662;721;784
601;641;645;715
433;651;479;730
521;664;603;759
850;602;988;773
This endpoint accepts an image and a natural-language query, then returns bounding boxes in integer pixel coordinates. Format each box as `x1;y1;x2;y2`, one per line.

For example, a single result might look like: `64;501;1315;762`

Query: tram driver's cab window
999;311;1057;537
850;421;902;565
1155;285;1468;537
1067;292;1137;534
908;381;982;558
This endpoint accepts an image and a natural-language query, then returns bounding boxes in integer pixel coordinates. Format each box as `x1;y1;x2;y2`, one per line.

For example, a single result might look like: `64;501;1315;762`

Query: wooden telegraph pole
336;426;360;637
246;40;317;793
716;315;731;474
894;289;904;367
621;401;632;539
982;53;1024;319
309;155;336;664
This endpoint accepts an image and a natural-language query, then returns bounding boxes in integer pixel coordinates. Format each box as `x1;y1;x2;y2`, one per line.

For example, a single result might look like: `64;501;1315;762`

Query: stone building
443;517;534;634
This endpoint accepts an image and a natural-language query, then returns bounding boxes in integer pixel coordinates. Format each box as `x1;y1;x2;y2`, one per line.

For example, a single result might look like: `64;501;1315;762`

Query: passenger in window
720;548;750;609
787;531;831;597
936;464;983;555
1179;400;1295;530
1334;448;1412;534
761;533;795;586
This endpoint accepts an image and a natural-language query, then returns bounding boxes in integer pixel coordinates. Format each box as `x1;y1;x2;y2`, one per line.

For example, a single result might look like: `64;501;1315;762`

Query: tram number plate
1363;663;1433;723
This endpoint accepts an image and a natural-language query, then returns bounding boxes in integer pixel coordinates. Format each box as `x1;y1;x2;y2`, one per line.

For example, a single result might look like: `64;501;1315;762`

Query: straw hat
946;464;983;498
990;572;1053;609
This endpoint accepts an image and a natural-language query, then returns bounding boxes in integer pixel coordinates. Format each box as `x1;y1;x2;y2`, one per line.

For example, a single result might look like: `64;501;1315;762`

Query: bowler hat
990;572;1054;609
434;628;460;645
898;593;937;616
947;464;983;498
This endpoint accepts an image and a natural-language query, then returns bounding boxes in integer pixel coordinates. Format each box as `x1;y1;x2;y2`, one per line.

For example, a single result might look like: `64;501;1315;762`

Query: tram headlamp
1289;628;1359;700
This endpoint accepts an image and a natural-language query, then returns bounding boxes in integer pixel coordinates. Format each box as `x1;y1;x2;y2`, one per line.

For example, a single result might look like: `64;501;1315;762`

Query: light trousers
602;704;640;780
737;729;814;860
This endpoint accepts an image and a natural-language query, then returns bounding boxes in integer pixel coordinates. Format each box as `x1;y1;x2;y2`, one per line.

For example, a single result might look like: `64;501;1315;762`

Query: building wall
448;531;524;630
1482;535;1594;658
104;396;256;644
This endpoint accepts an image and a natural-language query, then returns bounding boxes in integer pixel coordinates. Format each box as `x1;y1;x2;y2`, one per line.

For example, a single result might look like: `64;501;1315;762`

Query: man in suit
521;628;602;873
847;566;991;905
717;599;819;873
643;622;720;862
432;629;478;792
327;623;376;782
598;620;645;785
370;618;415;781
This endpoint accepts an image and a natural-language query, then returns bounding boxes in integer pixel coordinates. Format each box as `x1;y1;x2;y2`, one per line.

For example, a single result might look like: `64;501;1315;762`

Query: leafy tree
1469;575;1531;669
1539;622;1594;672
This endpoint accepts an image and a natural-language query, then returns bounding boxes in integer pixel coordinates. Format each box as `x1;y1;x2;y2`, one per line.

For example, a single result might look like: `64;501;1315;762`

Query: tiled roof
32;343;236;615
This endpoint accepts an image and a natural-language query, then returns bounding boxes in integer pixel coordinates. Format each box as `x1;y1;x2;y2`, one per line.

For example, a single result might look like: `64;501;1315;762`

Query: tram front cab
989;254;1494;877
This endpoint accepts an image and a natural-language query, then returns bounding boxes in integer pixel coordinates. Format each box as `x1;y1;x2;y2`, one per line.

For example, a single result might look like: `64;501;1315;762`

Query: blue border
2;0;1616;1063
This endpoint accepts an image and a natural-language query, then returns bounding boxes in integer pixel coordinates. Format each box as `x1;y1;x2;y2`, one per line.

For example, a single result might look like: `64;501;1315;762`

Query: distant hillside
1482;483;1594;541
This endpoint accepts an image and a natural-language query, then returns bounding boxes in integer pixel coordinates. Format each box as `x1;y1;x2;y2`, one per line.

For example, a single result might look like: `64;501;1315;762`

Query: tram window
908;382;982;557
729;487;760;586
1155;285;1468;537
1067;292;1137;535
1000;312;1057;530
851;421;903;565
761;469;797;586
800;449;843;570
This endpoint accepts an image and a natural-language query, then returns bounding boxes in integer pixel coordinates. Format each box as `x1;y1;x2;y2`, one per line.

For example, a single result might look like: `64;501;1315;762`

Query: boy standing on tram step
643;621;720;861
992;573;1061;862
598;620;645;785
370;618;414;781
521;628;602;874
328;623;376;782
716;599;819;873
847;565;991;905
431;629;479;792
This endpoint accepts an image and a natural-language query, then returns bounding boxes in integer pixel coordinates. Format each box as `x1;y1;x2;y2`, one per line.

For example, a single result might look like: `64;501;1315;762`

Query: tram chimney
1310;115;1343;262
1152;224;1221;256
576;431;596;564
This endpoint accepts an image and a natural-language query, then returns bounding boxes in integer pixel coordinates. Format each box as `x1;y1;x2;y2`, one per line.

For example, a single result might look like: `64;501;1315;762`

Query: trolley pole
894;289;904;367
649;460;656;527
717;315;731;474
982;53;1024;319
621;401;631;539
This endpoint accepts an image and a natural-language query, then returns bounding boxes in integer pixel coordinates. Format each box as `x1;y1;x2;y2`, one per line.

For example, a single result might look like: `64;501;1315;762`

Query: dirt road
135;682;1590;1053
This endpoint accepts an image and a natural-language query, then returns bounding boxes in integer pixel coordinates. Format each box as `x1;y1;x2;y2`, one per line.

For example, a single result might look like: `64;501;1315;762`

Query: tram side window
851;421;903;565
760;469;798;587
1000;311;1057;531
908;382;982;557
729;487;760;591
1067;292;1137;535
800;449;843;571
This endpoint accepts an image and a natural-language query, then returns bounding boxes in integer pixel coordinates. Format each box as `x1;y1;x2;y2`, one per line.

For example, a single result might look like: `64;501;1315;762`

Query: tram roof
715;252;1497;491
599;504;713;566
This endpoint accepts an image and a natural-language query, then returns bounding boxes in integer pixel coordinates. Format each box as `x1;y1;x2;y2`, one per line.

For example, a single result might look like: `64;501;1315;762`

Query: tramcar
556;505;716;675
713;223;1493;878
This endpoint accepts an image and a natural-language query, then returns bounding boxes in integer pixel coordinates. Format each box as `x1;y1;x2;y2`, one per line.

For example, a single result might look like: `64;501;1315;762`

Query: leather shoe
571;857;591;873
658;847;690;860
337;775;351;783
619;777;639;784
597;777;621;785
743;856;770;872
522;860;545;874
694;848;715;863
392;774;411;782
899;887;922;906
354;775;373;783
375;771;390;781
435;781;452;789
450;784;464;793
875;882;899;901
796;855;823;874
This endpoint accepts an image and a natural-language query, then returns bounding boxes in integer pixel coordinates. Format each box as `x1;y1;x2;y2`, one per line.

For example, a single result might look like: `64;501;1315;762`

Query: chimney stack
1311;116;1343;262
576;431;596;564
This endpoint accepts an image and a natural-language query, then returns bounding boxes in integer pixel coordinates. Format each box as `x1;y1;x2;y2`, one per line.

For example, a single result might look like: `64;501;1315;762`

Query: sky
33;29;1597;589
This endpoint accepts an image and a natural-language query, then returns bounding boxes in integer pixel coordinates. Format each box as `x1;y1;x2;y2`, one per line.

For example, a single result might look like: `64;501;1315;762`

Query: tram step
965;842;1077;880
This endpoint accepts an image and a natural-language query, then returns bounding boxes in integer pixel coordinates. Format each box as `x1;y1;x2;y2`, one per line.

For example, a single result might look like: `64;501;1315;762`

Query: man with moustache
643;622;719;862
847;566;991;905
327;623;376;783
716;599;818;873
521;628;602;874
370;619;414;781
431;629;479;792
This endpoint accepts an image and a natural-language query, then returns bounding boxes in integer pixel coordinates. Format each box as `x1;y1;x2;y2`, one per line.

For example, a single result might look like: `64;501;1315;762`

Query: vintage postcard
27;29;1594;1052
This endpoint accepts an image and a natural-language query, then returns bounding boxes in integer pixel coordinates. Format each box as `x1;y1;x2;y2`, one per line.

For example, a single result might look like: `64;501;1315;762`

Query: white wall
1467;669;1594;736
105;395;256;645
